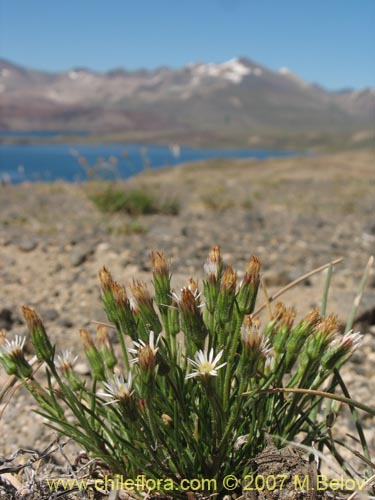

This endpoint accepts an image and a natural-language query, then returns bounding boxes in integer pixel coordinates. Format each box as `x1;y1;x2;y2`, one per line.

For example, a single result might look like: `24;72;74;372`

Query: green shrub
1;247;373;498
88;183;180;216
201;187;234;211
108;221;147;235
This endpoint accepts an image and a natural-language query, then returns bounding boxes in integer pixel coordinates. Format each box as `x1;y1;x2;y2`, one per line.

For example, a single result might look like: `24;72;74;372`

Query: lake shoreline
0;142;299;184
1;127;372;152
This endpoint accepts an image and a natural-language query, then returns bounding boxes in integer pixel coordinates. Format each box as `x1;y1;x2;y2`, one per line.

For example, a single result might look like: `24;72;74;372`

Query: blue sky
1;0;374;89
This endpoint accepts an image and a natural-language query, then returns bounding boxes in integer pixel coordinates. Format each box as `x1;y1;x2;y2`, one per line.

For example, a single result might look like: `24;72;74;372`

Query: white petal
215;362;227;371
213;349;224;365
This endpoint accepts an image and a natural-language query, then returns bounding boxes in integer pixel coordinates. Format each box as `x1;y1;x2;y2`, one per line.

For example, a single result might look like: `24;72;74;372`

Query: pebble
58;317;74;328
0;308;14;330
42;308;59;322
362;223;375;242
263;270;290;287
17;239;38;252
70;246;94;267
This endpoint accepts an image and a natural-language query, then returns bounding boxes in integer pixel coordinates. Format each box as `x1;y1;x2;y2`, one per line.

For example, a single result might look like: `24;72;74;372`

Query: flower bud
99;268;139;339
240;316;269;376
167;295;180;337
304;313;339;361
150;251;172;313
263;353;276;378
203;245;223;313
98;266;113;292
56;350;83;390
98;267;117;322
22;306;54;362
162;413;173;426
80;329;105;380
285;307;320;371
236;256;261;315
0;329;6;346
137;399;147;413
130;280;162;335
97;325;117;370
110;281;138;340
271;305;296;355
179;288;207;350
264;302;286;339
215;266;237;324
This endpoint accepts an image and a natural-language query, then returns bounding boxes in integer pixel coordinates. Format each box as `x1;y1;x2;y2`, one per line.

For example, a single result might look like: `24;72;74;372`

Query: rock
368;271;375;289
0;307;14;330
363;223;375;242
0;256;16;268
52;262;63;273
288;269;312;286
18;239;38;252
96;242;111;253
263;270;290;287
58;317;74;328
42;308;59;322
70;246;94;267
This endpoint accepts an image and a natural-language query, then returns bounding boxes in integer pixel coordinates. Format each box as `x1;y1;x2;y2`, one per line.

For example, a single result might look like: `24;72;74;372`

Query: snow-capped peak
279;67;292;75
191;58;262;84
68;71;79;80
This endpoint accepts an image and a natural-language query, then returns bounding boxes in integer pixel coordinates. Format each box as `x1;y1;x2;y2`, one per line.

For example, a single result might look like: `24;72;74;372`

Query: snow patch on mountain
279;67;292;75
0;69;10;78
191;58;254;84
278;67;310;87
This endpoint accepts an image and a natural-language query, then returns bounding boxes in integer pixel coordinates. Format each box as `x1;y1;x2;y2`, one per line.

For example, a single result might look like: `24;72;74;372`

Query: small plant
200;187;234;211
108;220;147;235
88;183;180;216
76;153;119;181
0;247;373;498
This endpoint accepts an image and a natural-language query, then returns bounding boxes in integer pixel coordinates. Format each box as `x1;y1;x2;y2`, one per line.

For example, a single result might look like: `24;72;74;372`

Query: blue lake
0;142;298;184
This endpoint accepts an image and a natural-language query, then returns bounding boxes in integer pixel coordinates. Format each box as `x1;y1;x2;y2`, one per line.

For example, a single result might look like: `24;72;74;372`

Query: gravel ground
0;149;374;498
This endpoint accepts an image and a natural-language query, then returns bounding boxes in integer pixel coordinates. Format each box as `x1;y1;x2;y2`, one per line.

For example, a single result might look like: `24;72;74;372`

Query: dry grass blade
0;472;25;494
0;356;41;419
260;277;273;320
346;473;375;499
0;374;17;403
253;257;344;316
345;255;374;333
91;319;116;329
244;387;375;416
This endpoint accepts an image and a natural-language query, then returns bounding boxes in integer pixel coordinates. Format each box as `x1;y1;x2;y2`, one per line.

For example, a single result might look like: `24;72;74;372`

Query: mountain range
0;57;374;143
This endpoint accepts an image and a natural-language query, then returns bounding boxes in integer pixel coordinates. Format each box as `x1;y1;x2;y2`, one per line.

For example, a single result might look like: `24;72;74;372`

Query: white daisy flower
263;353;276;376
128;330;160;365
0;335;26;356
204;260;219;278
329;330;363;352
98;372;134;405
186;348;226;379
170;286;204;311
56;350;78;371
